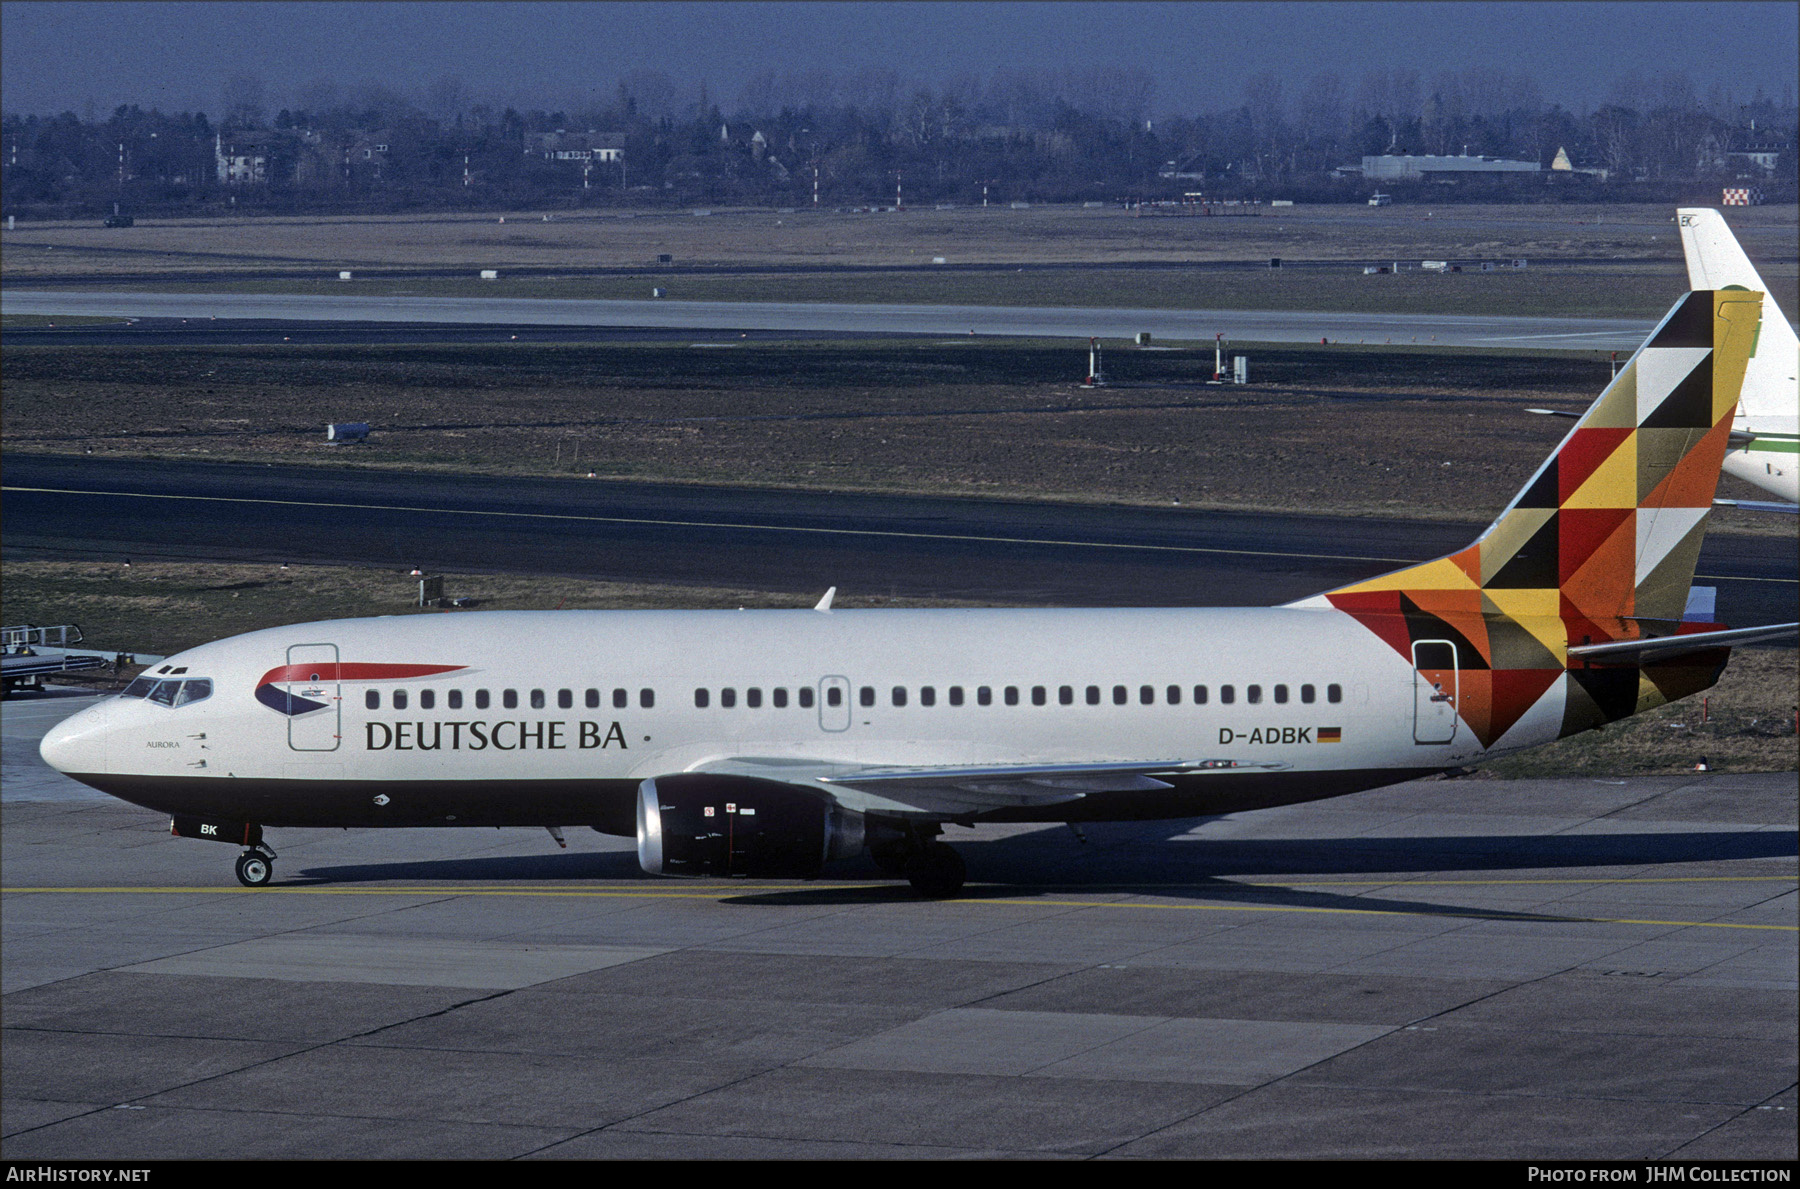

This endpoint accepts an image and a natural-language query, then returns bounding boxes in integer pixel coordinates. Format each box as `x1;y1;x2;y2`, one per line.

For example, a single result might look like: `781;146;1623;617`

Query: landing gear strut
904;841;965;899
235;845;277;887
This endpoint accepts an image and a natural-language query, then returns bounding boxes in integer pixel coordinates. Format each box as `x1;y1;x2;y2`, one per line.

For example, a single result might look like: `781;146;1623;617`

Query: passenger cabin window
949;686;964;706
1301;684;1316;704
720;688;736;708
892;686;907;707
586;689;600;709
529;689;544;710
640;689;655;709
1086;685;1100;705
773;688;789;708
978;686;992;706
365;690;380;710
421;689;436;710
1031;686;1046;706
1247;685;1262;705
503;689;518;710
393;690;409;711
1113;685;1127;706
1004;686;1019;706
860;687;875;707
800;687;816;709
1328;684;1343;704
449;689;463;710
557;689;571;710
825;687;841;707
1167;685;1182;705
1140;685;1154;705
614;688;628;709
747;688;763;708
476;690;490;710
694;688;710;708
1274;684;1288;704
1059;686;1074;706
1220;685;1235;704
920;686;936;707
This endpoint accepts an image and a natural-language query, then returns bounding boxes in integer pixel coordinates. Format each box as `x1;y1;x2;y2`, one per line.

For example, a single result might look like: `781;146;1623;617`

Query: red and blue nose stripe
254;663;465;716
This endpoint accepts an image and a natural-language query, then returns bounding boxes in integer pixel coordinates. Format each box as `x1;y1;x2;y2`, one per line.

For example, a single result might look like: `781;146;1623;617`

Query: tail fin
1291;290;1762;747
1678;208;1797;426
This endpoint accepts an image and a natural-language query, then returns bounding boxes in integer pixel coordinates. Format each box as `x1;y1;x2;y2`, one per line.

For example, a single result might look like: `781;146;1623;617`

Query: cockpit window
173;679;213;707
128;678;213;708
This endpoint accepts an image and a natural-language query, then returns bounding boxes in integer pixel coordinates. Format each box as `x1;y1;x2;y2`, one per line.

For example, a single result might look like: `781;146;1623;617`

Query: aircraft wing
685;755;1289;818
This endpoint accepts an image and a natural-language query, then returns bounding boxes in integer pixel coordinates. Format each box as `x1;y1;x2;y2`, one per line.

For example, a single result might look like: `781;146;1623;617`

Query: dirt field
2;337;1786;531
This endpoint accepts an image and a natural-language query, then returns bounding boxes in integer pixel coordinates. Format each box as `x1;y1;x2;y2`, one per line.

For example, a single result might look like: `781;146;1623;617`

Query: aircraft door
1411;640;1458;745
818;676;851;732
286;643;342;752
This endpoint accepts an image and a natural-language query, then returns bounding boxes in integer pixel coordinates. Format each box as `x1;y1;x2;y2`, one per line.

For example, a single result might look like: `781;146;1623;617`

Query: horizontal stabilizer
1713;497;1799;515
1567;621;1798;662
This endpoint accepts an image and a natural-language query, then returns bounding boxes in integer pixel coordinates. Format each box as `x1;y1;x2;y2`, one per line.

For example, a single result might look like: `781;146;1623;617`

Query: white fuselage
41;606;1537;829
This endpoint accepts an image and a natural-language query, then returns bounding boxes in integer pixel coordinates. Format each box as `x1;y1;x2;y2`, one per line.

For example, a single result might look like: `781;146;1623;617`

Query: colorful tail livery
1291;289;1768;749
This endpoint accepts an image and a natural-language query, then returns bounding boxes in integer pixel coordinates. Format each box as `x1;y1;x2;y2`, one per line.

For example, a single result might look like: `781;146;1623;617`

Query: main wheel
905;843;965;899
235;852;273;887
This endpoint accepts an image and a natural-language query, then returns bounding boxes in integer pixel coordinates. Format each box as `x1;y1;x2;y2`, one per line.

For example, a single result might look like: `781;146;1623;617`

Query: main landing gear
235;844;277;887
870;825;966;899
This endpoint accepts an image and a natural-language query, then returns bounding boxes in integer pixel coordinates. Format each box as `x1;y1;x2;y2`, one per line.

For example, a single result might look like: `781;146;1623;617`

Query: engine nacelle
637;774;865;878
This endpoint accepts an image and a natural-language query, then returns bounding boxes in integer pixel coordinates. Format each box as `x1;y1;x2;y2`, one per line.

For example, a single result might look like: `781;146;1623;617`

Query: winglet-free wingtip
814;586;837;612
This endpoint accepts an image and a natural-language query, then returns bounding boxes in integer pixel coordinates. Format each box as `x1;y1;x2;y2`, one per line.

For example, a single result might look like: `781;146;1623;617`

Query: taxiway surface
0;289;1657;350
2;693;1793;1160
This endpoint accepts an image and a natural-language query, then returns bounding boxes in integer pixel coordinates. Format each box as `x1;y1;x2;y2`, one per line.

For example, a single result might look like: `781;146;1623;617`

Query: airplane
1678;207;1799;513
39;288;1798;897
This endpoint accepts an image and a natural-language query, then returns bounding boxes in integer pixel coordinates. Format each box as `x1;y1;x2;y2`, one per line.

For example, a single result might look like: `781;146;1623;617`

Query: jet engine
636;774;866;878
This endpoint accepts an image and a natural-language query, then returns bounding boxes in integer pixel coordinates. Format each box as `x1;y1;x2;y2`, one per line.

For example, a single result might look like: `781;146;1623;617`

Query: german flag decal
1318;727;1342;743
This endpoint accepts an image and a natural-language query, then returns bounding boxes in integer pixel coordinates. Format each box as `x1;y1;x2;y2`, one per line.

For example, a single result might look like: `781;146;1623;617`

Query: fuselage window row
676;682;1344;709
363;687;658;711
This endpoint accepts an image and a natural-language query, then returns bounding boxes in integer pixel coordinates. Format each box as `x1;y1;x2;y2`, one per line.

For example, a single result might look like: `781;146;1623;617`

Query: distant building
215;133;270;185
535;130;624;163
1357;154;1541;179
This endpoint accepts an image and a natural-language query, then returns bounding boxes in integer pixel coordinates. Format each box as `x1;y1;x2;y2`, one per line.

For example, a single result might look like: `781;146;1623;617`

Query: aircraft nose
39;700;114;776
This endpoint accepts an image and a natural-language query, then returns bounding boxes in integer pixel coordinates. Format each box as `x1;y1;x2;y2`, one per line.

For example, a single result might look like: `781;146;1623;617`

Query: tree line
2;66;1792;217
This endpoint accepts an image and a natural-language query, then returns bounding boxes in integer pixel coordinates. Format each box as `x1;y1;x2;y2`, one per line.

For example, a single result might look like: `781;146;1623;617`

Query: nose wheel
235;846;276;887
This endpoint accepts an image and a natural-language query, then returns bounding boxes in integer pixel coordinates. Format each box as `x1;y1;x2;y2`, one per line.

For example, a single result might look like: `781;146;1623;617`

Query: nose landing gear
234;844;277;887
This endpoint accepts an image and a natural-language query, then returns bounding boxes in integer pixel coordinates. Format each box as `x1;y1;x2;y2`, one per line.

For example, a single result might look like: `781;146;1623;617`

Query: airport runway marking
10;485;1800;580
5;880;1793;931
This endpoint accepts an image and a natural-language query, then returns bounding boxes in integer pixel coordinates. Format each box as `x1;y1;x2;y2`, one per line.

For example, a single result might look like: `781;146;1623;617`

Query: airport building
1357;153;1541;179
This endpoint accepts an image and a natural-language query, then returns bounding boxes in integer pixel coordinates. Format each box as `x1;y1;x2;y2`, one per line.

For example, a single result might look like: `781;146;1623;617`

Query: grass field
57;260;1751;320
7;560;1791;777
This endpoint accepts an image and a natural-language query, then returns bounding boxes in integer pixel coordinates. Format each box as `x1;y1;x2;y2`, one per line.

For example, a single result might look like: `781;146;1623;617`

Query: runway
0;288;1658;351
2;693;1793;1159
6;454;1794;624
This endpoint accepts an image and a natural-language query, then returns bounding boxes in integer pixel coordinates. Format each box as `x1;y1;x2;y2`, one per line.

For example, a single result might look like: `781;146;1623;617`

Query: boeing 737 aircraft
40;289;1798;896
1678;208;1799;512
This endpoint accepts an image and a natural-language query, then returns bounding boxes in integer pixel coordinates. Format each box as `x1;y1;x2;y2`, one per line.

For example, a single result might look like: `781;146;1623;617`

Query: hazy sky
3;1;1795;121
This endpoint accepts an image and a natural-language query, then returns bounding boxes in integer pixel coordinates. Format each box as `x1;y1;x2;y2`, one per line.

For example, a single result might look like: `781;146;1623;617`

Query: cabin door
286;643;342;752
818;676;852;732
1411;640;1459;745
